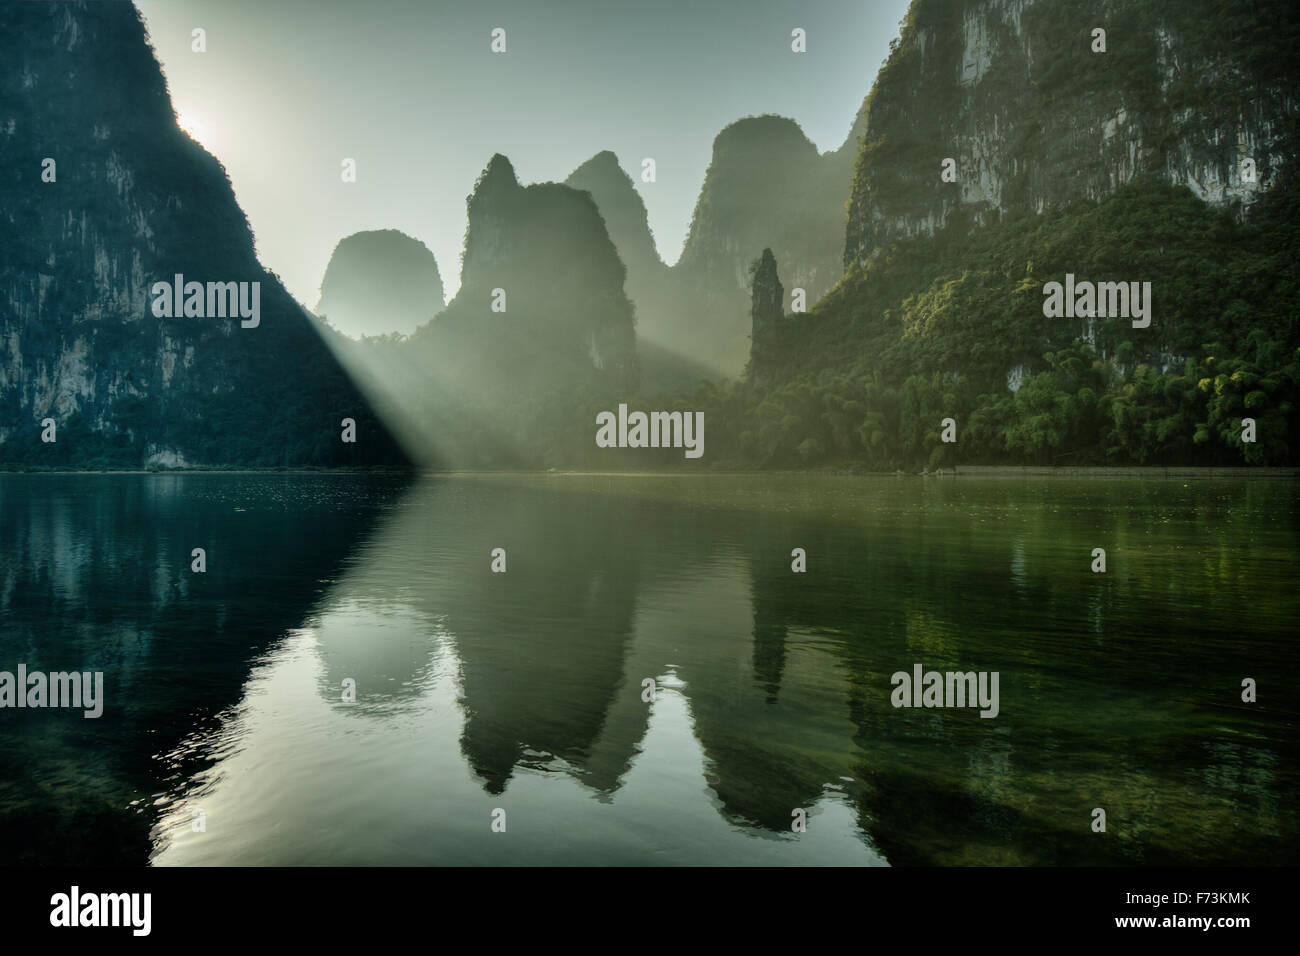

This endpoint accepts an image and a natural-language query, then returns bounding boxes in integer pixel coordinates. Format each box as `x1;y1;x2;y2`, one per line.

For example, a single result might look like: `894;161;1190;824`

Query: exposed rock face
316;230;444;339
0;1;404;467
844;0;1300;267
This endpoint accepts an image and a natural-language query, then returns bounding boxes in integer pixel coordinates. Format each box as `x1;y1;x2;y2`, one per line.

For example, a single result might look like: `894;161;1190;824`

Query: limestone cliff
845;0;1299;267
0;1;404;467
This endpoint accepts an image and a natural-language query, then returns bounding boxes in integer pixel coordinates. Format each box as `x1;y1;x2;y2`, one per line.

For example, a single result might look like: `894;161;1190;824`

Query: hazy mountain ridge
678;114;855;300
557;115;863;380
667;115;861;376
332;154;640;468
564;151;668;300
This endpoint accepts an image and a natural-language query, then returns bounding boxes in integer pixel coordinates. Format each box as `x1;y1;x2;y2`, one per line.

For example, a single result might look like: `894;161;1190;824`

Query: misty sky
136;0;910;308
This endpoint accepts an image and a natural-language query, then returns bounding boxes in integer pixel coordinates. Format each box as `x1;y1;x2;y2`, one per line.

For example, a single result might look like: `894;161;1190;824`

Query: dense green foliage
674;177;1300;469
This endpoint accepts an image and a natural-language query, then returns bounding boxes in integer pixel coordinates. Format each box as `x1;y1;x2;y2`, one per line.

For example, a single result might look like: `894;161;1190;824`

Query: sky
136;0;911;306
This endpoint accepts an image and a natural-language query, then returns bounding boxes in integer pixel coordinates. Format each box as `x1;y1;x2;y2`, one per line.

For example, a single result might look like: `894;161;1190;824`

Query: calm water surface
1;473;1296;865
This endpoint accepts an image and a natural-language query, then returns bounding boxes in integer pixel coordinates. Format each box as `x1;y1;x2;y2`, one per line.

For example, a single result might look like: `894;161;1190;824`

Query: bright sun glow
177;110;207;144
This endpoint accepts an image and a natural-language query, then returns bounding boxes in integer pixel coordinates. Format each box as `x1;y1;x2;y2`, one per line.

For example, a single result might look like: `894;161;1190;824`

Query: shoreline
950;465;1300;478
1;465;1297;478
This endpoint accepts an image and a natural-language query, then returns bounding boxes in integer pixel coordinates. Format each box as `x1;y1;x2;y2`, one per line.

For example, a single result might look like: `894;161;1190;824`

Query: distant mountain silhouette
565;151;667;302
565;151;719;391
564;122;861;381
665;115;861;376
334;155;639;468
316;230;444;339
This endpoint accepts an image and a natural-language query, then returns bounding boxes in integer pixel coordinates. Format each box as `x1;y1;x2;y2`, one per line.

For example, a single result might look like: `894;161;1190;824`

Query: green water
0;473;1295;865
